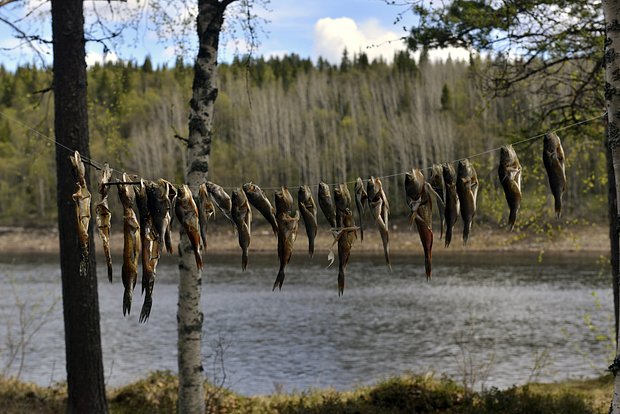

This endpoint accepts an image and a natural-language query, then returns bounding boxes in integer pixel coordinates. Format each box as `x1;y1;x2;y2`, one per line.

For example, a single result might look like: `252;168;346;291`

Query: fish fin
338;269;344;296
554;196;562;219
327;249;335;268
107;265;113;283
272;268;285;291
123;288;132;317
445;226;452;248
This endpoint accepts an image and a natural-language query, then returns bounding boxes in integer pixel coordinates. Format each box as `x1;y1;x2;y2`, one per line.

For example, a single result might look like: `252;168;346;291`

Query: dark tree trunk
51;1;108;413
607;124;619;343
177;1;234;412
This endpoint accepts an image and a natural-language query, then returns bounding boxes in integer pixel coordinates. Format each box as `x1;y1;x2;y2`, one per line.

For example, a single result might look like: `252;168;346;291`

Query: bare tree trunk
51;1;108;413
604;1;620;412
178;1;235;413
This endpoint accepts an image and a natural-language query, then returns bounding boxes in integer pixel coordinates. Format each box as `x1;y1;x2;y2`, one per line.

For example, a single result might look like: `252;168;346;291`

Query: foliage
0;371;612;414
0;53;606;227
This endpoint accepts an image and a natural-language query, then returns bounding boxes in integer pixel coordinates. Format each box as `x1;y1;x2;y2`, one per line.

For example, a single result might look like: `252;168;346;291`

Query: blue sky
0;0;469;70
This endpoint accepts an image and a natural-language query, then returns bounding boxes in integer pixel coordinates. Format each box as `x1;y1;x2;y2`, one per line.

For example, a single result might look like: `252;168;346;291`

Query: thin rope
0;110;606;192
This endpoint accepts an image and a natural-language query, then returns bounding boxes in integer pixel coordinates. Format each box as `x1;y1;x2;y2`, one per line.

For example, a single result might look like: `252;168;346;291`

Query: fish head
405;169;425;198
275;187;293;213
333;183;350;211
430;164;443;185
366;176;377;200
298;185;310;203
457;159;471;178
318;182;330;198
442;163;455;184
242;182;255;194
354;177;364;194
231;188;247;211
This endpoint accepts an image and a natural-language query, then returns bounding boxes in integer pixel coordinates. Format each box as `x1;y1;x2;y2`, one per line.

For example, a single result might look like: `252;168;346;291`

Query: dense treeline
0;51;606;228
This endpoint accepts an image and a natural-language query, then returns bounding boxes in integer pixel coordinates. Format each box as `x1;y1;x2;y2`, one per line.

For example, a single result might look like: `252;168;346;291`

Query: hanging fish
273;187;299;291
70;151;91;274
429;164;445;240
298;185;318;257
456;159;479;245
175;184;203;270
318;181;337;228
95;163;113;282
146;179;173;255
134;179;159;323
231;188;252;271
498;145;522;231
198;183;215;251
543;132;566;219
336;208;357;296
367;177;391;270
404;169;434;280
118;173;140;317
354;177;368;242
442;163;459;248
243;182;278;237
162;180;176;253
206;181;234;225
334;183;352;228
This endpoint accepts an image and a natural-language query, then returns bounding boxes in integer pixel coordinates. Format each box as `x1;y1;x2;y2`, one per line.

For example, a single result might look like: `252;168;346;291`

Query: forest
0;50;606;228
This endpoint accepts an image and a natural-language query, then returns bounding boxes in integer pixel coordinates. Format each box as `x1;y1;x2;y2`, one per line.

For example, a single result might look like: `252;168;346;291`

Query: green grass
0;372;613;414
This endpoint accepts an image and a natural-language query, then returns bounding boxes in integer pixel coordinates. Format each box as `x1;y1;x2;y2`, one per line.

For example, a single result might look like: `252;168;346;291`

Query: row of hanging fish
69;132;567;314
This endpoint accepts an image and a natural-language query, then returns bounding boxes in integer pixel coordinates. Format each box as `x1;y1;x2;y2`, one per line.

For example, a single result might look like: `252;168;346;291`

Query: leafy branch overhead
399;0;604;122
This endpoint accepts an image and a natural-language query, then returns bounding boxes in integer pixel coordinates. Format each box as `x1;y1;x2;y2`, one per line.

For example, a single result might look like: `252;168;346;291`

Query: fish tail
338;268;345;296
439;219;444;240
271;222;279;238
380;229;391;271
194;250;203;270
165;230;173;254
419;226;433;281
554;196;562;219
139;293;152;323
104;245;113;283
242;248;248;271
508;208;518;231
123;288;132;317
272;268;285;291
309;238;315;258
445;225;452;248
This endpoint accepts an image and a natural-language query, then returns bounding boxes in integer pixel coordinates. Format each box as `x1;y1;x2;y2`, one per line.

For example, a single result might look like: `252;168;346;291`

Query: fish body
543;132;566;218
206;181;234;224
243;182;278;237
231;188;252;271
442;163;459;248
354;177;368;241
404;169;434;280
429;164;445;239
146;179;173;255
198;183;215;250
95;163;113;282
273;187;299;290
70;151;91;269
118;173;140;317
318;181;337;228
337;209;357;296
298;185;318;257
134;179;159;322
367;177;391;270
175;184;203;271
498;145;522;231
456;159;478;245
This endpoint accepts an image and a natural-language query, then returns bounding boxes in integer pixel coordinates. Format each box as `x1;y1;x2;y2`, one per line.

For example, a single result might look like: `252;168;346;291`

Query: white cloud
85;51;118;67
313;17;405;63
313;17;471;64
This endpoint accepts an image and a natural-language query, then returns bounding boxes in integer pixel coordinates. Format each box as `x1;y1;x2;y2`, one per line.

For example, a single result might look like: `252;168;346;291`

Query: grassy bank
0;371;613;414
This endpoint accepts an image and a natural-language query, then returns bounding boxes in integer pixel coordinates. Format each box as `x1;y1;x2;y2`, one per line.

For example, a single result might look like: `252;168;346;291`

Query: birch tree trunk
51;1;108;412
178;1;235;412
604;1;620;412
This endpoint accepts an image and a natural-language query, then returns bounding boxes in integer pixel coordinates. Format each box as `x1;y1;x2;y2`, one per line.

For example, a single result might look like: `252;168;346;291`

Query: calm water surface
0;251;612;395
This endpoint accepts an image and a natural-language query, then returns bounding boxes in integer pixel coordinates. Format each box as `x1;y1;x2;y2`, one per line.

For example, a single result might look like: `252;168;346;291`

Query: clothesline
0;110;607;192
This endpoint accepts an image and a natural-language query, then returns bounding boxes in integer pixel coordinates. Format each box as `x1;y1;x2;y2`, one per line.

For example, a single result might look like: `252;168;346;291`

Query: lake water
0;250;613;395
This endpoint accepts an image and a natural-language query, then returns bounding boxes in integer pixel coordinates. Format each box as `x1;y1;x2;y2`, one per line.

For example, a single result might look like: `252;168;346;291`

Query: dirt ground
0;220;610;256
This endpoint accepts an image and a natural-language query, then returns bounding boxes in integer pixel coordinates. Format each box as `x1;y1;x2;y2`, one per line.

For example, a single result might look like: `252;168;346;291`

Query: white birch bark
178;1;235;413
604;1;620;412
